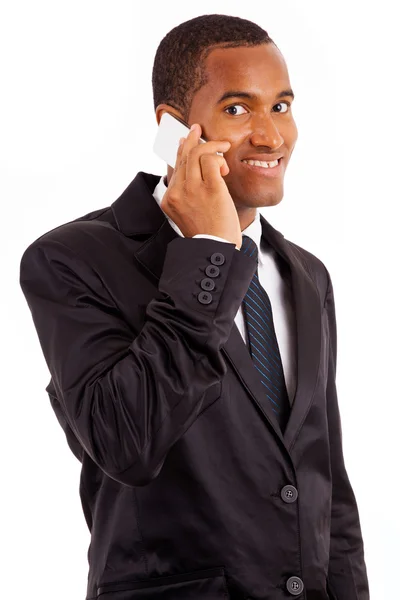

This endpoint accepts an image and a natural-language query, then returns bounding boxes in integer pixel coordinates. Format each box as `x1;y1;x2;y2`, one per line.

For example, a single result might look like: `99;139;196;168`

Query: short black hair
152;14;276;122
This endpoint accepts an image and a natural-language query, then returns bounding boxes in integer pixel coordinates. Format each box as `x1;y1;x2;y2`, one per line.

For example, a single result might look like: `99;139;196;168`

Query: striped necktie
240;234;290;432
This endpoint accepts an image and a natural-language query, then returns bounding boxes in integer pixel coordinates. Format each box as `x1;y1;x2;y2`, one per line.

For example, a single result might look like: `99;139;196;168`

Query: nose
249;114;284;149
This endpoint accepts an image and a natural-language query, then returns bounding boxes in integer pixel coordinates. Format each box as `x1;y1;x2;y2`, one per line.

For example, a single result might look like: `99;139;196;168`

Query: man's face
187;43;298;215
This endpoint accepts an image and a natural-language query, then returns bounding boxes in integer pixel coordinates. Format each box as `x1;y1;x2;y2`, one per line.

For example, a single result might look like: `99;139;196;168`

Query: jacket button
286;576;304;595
210;252;225;265
200;277;215;291
205;264;220;277
197;291;213;305
281;485;298;503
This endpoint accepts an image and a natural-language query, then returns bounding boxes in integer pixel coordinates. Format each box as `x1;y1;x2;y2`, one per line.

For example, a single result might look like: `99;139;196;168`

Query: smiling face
156;43;298;230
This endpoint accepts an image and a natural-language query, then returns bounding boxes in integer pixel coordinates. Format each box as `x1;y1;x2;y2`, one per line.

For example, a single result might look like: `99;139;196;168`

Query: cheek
223;151;244;175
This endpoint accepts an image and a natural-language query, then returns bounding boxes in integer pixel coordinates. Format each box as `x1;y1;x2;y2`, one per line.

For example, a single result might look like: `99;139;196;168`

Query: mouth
241;157;284;178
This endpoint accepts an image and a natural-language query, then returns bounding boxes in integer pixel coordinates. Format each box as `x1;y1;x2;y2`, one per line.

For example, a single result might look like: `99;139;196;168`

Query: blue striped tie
240;234;290;431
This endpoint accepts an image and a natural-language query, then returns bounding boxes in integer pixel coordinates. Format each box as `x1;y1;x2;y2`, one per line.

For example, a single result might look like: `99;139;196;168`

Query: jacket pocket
97;566;229;598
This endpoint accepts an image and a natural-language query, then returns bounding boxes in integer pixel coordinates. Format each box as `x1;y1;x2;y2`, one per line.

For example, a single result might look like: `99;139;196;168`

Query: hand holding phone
158;119;242;250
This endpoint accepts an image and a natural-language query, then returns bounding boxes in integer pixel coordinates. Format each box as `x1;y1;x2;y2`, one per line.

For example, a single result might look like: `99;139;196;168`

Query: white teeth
243;159;279;168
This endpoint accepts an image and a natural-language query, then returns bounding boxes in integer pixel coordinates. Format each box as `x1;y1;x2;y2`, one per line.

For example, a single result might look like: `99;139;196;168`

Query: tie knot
241;235;258;259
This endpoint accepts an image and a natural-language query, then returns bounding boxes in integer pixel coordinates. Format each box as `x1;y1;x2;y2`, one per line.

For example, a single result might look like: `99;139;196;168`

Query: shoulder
20;205;121;264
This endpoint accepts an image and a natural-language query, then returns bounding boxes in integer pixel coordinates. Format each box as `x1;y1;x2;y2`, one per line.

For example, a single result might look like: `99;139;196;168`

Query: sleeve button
197;291;213;305
210;252;225;265
205;265;220;278
200;278;216;291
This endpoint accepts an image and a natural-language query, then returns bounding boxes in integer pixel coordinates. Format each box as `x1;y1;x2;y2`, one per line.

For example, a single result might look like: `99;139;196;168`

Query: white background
1;1;398;598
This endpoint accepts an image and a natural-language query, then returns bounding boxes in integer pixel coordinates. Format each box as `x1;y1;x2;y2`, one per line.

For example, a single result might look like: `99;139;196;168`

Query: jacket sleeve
19;235;256;487
324;271;370;599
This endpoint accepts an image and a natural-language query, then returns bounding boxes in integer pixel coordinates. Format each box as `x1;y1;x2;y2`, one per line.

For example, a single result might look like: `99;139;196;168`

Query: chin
227;177;284;206
246;190;284;208
263;195;284;207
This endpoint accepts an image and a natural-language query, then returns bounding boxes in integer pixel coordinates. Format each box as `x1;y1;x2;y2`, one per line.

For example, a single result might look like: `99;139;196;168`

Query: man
19;13;369;600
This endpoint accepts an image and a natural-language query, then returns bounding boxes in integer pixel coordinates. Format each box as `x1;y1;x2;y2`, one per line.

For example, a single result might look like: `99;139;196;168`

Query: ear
155;104;185;126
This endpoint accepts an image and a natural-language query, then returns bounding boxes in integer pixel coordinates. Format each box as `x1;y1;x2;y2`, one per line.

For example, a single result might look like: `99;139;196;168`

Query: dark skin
155;43;298;232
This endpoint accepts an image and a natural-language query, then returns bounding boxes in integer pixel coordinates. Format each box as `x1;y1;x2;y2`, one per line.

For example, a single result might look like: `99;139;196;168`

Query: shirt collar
152;175;265;264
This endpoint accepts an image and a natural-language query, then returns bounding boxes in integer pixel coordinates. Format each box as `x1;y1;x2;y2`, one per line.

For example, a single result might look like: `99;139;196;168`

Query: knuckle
179;154;187;164
166;189;179;205
175;158;186;171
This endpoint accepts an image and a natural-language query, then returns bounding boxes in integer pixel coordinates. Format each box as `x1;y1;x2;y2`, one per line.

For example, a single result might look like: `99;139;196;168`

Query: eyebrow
216;88;295;104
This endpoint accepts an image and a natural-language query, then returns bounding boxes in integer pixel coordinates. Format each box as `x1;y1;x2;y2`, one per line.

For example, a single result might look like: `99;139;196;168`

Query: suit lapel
267;223;322;449
112;172;322;451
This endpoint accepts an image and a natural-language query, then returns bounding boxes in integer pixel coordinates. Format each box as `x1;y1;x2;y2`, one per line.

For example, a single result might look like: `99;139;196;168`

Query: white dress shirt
152;175;297;404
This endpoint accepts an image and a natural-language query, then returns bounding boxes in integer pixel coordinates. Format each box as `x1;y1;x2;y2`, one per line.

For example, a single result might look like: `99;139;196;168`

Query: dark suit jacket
19;171;369;600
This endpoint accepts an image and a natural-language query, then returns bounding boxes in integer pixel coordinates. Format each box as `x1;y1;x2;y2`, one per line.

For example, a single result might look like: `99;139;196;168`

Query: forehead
201;44;290;94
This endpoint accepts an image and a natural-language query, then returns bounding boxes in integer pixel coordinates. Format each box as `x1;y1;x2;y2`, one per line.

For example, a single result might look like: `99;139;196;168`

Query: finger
198;153;229;186
185;123;203;151
172;123;204;186
172;137;185;171
186;140;231;186
175;123;201;163
170;136;189;187
177;123;203;183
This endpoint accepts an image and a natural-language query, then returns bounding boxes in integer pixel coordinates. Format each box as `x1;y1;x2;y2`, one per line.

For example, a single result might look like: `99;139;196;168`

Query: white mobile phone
153;112;223;168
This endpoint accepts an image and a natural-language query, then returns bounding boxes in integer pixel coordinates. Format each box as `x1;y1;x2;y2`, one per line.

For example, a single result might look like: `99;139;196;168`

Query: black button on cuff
205;264;220;277
210;252;225;265
281;485;298;503
197;291;213;305
200;277;216;291
286;576;304;595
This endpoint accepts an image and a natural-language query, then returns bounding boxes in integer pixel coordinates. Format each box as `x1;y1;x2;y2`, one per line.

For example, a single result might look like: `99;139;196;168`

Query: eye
273;101;291;113
224;104;248;116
